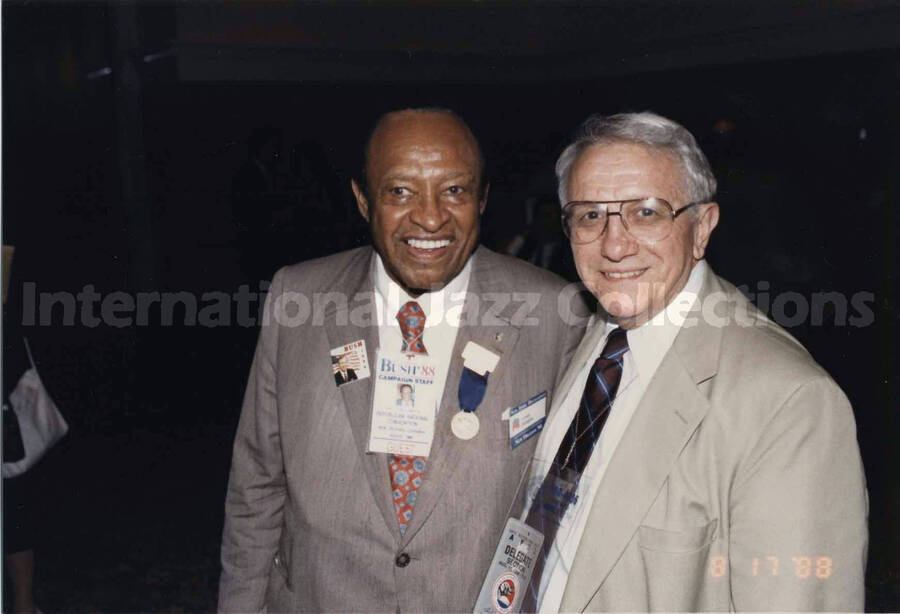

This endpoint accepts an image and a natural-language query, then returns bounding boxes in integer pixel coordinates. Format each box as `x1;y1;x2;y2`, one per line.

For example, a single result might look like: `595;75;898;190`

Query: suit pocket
637;518;718;553
637;519;719;611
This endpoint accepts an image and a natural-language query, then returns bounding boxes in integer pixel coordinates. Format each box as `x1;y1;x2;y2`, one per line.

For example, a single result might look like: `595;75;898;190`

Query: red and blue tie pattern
396;301;428;354
390;301;428;535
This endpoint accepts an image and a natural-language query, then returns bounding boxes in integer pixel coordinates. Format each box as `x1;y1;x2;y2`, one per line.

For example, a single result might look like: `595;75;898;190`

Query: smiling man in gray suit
523;112;867;612
218;108;586;612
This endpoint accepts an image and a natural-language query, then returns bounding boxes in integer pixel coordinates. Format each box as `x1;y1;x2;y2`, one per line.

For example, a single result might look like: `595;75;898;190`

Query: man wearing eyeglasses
521;112;866;612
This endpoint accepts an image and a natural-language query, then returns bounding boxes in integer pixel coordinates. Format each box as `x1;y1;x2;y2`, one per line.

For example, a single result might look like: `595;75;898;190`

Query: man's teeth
605;270;644;279
407;239;451;249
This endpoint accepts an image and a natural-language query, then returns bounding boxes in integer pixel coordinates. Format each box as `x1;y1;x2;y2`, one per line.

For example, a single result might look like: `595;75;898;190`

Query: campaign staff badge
367;349;442;457
330;339;370;387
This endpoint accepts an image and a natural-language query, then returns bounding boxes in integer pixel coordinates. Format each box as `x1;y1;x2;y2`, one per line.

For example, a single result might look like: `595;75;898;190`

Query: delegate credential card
473;517;544;614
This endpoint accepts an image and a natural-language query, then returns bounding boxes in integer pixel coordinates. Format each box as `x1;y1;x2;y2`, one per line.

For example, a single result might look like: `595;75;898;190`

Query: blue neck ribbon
458;367;490;413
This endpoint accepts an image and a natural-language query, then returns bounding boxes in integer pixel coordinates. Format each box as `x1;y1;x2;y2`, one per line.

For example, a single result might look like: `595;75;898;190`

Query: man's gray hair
555;112;717;206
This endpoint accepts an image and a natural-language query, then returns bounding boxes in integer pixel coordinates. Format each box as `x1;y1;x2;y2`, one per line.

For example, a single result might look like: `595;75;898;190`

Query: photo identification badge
473;517;544;614
367;349;442;457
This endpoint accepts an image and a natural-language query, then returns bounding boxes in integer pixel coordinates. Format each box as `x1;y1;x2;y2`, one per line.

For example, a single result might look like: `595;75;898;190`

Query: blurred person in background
504;194;576;280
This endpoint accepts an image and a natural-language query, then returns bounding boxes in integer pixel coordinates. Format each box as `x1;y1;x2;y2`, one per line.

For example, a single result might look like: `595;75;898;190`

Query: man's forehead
376;109;468;133
368;111;477;158
578;141;675;169
571;142;685;194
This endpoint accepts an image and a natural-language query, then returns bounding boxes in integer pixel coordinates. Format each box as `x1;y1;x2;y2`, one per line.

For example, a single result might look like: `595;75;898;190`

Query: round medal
451;411;480;440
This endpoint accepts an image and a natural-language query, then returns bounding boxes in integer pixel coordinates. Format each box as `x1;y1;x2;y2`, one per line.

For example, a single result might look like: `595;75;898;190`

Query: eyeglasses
561;198;703;244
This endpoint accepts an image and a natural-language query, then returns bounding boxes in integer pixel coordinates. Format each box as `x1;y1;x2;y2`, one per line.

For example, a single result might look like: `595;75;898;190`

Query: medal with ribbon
452;342;501;440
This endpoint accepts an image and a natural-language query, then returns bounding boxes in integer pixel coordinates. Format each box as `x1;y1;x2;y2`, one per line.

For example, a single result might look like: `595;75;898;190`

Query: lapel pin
330;339;371;387
494;332;503;342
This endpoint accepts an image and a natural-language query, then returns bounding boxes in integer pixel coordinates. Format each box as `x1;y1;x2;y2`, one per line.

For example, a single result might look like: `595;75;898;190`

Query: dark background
2;1;898;611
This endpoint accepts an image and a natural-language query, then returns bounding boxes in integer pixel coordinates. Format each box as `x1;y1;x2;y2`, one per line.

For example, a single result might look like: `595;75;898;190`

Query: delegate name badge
474;460;589;614
508;391;547;450
367;349;442;458
473;517;543;614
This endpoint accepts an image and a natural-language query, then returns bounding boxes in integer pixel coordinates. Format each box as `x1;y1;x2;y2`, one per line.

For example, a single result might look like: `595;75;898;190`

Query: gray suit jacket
552;265;867;612
219;246;587;613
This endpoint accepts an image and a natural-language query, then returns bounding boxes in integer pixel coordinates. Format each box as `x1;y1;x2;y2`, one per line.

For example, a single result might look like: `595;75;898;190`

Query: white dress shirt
534;260;708;613
371;253;472;413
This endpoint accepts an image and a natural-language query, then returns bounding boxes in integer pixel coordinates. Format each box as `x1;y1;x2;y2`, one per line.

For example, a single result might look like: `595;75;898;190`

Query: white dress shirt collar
610;259;707;383
371;251;473;327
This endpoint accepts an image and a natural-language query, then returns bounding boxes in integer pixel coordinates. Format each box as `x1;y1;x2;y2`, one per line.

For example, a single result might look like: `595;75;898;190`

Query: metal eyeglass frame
560;198;704;243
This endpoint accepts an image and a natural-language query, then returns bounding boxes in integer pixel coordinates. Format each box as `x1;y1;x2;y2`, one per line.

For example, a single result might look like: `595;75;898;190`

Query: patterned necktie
389;301;428;535
520;328;629;612
397;301;427;354
553;327;628;474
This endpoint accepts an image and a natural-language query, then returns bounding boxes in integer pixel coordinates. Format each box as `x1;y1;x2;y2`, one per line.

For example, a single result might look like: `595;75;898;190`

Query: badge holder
473;458;588;614
367;349;442;457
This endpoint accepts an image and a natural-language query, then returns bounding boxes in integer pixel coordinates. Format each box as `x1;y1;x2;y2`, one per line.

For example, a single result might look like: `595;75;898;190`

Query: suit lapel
559;357;712;611
400;249;522;545
319;250;398;540
546;316;608;419
560;266;724;612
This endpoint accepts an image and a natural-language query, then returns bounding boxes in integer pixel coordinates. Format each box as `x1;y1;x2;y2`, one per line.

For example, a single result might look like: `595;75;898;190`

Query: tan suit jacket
218;246;587;612
552;265;867;612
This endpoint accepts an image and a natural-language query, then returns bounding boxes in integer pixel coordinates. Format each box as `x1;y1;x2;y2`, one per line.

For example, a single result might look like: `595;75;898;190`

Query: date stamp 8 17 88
710;556;834;579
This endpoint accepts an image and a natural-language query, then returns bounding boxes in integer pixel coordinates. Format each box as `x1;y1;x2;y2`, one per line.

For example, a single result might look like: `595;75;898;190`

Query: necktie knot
396;301;428;354
601;327;628;360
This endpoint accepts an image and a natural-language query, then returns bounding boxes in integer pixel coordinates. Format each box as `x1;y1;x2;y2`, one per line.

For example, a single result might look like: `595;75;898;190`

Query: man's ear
478;182;490;215
351;179;370;222
692;202;719;260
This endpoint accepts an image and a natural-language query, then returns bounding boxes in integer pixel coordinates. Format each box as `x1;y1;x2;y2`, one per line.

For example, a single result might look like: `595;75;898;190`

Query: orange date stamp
709;556;833;578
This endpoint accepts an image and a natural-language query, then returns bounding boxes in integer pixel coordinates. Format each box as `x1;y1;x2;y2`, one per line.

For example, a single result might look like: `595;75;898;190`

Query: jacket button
395;552;411;567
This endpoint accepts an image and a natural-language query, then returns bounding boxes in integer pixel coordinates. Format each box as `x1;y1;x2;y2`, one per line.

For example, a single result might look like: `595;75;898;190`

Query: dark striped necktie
520;328;629;612
553;327;629;474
